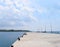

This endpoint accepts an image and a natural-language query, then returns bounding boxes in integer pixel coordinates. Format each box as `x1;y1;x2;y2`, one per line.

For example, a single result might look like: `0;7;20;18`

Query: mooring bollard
21;35;23;37
11;45;13;47
17;37;20;41
23;33;27;35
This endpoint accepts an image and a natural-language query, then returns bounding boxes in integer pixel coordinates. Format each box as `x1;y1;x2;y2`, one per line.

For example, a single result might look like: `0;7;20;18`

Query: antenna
43;24;46;33
45;25;46;33
40;26;42;32
50;24;52;33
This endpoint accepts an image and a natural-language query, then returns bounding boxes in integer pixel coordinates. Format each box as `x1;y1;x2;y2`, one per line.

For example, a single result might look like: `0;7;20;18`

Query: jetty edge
10;32;60;47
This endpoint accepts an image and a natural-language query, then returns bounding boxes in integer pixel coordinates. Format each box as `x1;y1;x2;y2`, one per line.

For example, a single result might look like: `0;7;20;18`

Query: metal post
11;45;13;47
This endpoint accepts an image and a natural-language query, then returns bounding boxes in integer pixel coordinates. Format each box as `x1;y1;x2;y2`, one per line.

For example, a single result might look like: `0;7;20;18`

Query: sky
0;0;60;31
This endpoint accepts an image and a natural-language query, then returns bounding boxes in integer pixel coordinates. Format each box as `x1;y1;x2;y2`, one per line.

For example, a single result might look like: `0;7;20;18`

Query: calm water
0;32;24;47
0;31;60;47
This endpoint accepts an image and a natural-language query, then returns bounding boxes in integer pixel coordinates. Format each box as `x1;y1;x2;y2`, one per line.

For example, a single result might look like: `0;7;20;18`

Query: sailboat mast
50;24;52;33
45;25;46;33
51;25;52;33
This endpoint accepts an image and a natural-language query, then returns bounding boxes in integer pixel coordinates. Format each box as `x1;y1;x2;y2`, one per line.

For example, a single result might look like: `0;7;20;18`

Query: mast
45;25;46;33
50;24;52;33
44;25;46;33
40;26;42;32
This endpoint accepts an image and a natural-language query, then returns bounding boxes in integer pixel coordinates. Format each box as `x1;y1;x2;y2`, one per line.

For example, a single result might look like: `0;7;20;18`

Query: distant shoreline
0;30;60;34
0;30;31;32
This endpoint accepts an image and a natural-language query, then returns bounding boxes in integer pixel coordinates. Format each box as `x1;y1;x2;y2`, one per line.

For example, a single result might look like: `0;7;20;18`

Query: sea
0;31;60;47
0;31;24;47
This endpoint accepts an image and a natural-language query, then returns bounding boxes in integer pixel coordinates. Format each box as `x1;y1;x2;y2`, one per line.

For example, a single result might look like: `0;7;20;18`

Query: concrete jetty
11;32;60;47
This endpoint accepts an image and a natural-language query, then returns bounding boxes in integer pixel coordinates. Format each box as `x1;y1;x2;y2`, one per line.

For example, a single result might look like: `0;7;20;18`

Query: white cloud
0;16;3;19
20;21;28;26
28;13;38;22
0;5;4;10
4;0;13;6
0;0;41;22
9;21;16;25
0;0;4;3
37;7;48;14
22;6;35;12
0;0;48;30
0;5;10;10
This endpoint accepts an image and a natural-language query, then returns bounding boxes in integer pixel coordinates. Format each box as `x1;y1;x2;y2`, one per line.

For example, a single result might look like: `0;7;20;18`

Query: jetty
11;32;60;47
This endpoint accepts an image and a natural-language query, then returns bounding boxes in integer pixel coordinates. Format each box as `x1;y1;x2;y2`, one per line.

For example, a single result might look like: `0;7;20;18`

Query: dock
11;32;60;47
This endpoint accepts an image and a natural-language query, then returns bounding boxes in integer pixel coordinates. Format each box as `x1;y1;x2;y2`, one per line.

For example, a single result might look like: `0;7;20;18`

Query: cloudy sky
0;0;60;31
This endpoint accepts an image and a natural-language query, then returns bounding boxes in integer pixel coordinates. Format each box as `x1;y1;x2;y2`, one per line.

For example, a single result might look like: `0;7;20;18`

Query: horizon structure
45;25;46;32
0;0;60;31
50;24;52;33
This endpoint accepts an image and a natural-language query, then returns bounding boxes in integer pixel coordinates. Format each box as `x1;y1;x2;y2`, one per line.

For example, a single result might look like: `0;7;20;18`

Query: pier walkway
12;32;60;47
